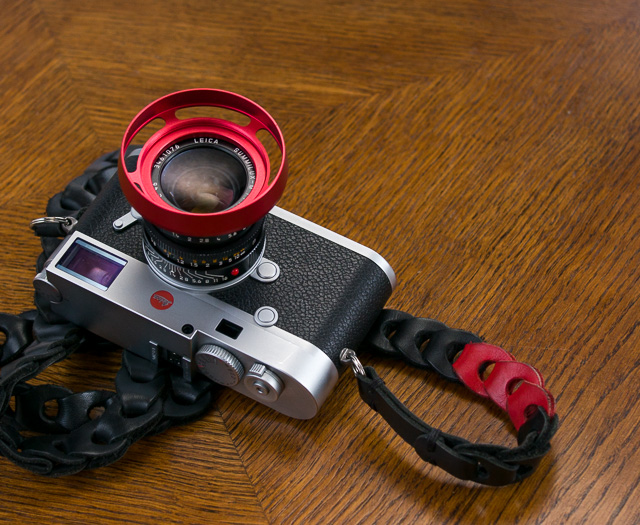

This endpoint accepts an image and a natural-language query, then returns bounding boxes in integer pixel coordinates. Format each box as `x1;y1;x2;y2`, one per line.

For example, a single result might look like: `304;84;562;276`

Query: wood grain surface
1;1;639;523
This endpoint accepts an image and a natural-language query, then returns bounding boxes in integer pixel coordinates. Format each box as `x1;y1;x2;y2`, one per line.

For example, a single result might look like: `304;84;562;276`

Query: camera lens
139;139;266;290
160;146;246;214
118;89;288;291
140;141;266;290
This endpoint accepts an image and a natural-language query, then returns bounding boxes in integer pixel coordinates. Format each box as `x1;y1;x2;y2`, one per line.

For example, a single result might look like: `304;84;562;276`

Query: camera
33;89;395;419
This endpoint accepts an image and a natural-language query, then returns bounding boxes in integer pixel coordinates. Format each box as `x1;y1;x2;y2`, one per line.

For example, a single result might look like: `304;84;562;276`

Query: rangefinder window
57;239;127;291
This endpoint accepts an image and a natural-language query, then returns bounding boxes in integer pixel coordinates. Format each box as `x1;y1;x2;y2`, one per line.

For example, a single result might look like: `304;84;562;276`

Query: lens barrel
118;89;287;290
143;218;265;269
142;228;266;291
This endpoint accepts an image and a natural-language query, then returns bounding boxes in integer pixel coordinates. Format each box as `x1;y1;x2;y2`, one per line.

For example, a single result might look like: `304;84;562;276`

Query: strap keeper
355;369;384;412
414;435;478;481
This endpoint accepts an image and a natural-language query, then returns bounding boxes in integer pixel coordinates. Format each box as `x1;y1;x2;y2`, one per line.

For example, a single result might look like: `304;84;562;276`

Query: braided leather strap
353;309;558;486
0;313;214;476
0;152;215;476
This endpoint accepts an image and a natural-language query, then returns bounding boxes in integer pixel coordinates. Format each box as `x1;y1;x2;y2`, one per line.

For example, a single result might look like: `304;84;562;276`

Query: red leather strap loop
507;381;556;430
483;361;544;410
451;343;514;397
452;342;555;430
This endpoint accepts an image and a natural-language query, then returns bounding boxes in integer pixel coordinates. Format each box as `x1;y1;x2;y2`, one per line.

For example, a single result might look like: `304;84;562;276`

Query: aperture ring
143;218;265;269
143;233;266;291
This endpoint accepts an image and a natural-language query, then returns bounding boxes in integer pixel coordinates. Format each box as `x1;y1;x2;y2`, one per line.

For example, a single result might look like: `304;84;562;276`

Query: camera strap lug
30;216;78;236
340;348;366;377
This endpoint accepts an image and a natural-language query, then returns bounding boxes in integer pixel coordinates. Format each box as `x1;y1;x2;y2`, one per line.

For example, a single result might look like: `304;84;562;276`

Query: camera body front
35;173;395;418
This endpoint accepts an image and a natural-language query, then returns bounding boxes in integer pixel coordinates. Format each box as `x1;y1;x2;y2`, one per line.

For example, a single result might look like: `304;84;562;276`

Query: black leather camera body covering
75;175;395;368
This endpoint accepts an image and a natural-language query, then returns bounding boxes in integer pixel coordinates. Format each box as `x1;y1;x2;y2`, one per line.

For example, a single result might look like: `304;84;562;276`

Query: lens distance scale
143;218;265;269
142;229;266;291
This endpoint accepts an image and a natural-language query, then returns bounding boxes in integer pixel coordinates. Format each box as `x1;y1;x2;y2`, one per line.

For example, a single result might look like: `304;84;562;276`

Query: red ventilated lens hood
118;89;288;237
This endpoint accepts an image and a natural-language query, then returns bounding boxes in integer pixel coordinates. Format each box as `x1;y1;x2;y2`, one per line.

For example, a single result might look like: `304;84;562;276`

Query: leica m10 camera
34;89;395;419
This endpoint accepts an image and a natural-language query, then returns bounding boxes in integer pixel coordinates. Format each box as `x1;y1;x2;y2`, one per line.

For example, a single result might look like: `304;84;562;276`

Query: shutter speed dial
195;344;244;386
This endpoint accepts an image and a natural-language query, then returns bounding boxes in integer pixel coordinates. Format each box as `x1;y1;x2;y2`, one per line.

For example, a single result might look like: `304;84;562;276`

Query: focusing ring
143;218;265;269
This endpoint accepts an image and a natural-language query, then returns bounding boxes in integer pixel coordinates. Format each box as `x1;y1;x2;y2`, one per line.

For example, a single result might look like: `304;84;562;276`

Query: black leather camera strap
0;152;214;476
343;311;558;486
0;311;213;476
0;152;558;482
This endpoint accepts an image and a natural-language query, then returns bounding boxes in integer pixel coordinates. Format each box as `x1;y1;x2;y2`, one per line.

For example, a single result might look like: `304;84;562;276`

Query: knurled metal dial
194;344;244;386
243;363;284;402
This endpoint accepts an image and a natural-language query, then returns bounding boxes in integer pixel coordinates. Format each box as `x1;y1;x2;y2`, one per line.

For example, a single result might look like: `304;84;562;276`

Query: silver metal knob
33;273;62;303
254;306;278;327
250;258;280;283
243;363;284;402
195;344;244;386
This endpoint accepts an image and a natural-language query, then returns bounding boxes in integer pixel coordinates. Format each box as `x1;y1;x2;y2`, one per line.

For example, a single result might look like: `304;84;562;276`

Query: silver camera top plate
36;231;339;419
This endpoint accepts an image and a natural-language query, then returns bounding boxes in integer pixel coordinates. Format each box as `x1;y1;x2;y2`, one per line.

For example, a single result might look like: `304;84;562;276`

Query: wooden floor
1;1;639;523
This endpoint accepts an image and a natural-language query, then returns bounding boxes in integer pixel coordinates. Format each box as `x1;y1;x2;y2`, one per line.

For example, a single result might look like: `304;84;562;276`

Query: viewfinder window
57;239;127;291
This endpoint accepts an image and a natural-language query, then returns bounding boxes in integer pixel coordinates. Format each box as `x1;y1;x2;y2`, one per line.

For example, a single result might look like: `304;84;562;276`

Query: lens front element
159;144;248;214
